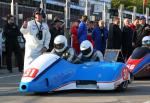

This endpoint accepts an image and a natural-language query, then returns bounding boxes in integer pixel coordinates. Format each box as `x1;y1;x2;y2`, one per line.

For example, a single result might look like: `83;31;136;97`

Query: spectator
94;21;99;28
87;21;94;34
3;14;23;73
51;35;80;64
20;8;51;70
135;16;150;47
87;21;94;46
78;40;104;62
122;18;133;61
129;17;139;48
107;16;122;49
48;19;64;51
92;20;108;55
71;20;80;54
130;17;139;31
77;15;88;44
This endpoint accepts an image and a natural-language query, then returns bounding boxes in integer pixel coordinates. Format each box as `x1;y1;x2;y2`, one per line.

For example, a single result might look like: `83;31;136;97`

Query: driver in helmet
78;40;104;62
51;35;80;63
130;36;150;59
142;36;150;48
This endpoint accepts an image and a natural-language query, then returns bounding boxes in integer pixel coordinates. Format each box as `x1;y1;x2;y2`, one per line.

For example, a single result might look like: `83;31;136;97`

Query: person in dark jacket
122;18;133;61
77;15;88;44
92;20;108;55
48;19;63;51
107;16;122;49
135;16;150;47
3;14;23;73
129;17;139;49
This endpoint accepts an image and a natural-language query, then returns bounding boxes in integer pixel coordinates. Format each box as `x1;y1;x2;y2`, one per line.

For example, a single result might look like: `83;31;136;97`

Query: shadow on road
0;85;150;97
0;78;150;97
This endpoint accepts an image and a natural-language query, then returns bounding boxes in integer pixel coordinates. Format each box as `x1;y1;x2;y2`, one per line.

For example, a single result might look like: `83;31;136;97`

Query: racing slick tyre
116;81;129;91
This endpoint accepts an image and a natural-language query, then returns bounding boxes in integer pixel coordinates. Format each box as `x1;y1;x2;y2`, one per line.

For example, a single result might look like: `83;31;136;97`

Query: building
0;0;111;28
34;0;112;20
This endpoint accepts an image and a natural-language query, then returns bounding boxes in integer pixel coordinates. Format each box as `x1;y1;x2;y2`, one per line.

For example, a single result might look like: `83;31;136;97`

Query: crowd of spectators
1;7;150;73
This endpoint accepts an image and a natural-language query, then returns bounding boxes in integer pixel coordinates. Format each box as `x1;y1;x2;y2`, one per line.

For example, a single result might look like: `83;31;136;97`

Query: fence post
65;0;71;45
146;7;149;24
118;4;124;29
0;29;2;67
132;6;137;23
11;0;14;16
15;2;18;25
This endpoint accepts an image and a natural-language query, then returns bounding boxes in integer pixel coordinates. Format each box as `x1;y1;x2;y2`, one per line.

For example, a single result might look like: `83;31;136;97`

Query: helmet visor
143;40;150;45
54;43;65;50
81;47;92;56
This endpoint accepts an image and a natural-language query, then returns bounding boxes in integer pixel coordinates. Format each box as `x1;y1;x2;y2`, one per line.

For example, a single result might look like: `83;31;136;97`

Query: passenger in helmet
51;35;81;63
130;36;150;59
78;40;104;62
142;36;150;48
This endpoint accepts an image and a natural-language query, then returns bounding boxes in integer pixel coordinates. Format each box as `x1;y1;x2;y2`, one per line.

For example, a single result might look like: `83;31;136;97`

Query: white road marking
0;83;20;85
143;101;150;103
0;74;22;79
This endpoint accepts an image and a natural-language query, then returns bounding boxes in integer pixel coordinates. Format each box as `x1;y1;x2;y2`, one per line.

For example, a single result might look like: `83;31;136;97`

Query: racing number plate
23;68;39;78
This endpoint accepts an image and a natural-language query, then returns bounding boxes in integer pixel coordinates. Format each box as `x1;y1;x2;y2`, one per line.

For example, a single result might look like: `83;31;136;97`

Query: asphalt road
0;68;150;103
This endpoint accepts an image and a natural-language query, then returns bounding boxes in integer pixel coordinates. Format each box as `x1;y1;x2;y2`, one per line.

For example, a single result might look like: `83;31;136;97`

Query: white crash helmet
142;36;150;46
54;35;67;53
80;40;93;57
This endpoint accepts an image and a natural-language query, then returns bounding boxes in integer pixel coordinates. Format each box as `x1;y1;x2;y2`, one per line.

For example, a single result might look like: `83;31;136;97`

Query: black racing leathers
3;23;23;72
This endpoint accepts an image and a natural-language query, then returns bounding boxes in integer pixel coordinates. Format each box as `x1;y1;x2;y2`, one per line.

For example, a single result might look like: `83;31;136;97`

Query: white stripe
143;101;150;103
0;83;19;85
0;74;22;79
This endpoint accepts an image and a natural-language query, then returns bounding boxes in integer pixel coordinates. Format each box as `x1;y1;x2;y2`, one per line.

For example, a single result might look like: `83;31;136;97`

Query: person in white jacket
20;8;51;70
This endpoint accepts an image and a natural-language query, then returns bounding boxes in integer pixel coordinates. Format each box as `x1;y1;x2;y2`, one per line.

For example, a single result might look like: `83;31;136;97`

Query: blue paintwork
20;58;126;93
131;54;150;75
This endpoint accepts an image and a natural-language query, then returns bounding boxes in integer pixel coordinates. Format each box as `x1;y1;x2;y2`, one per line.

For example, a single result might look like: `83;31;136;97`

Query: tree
111;0;150;14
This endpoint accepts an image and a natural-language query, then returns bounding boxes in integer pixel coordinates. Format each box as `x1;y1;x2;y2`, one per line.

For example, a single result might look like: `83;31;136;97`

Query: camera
36;30;43;40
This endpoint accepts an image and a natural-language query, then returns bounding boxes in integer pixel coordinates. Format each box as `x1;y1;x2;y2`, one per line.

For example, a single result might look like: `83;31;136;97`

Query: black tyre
116;81;128;91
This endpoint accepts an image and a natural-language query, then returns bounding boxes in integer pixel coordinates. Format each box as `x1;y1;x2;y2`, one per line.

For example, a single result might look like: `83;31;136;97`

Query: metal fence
0;1;82;28
0;1;82;67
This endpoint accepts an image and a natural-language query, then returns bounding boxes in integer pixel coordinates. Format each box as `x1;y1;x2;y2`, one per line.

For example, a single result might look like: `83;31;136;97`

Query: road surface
0;68;150;103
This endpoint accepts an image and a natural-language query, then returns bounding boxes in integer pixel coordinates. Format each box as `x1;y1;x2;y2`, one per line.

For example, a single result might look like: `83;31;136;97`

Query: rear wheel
116;81;128;91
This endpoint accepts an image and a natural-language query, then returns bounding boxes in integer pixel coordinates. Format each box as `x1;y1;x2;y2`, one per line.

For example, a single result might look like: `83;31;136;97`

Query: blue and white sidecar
19;53;130;93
